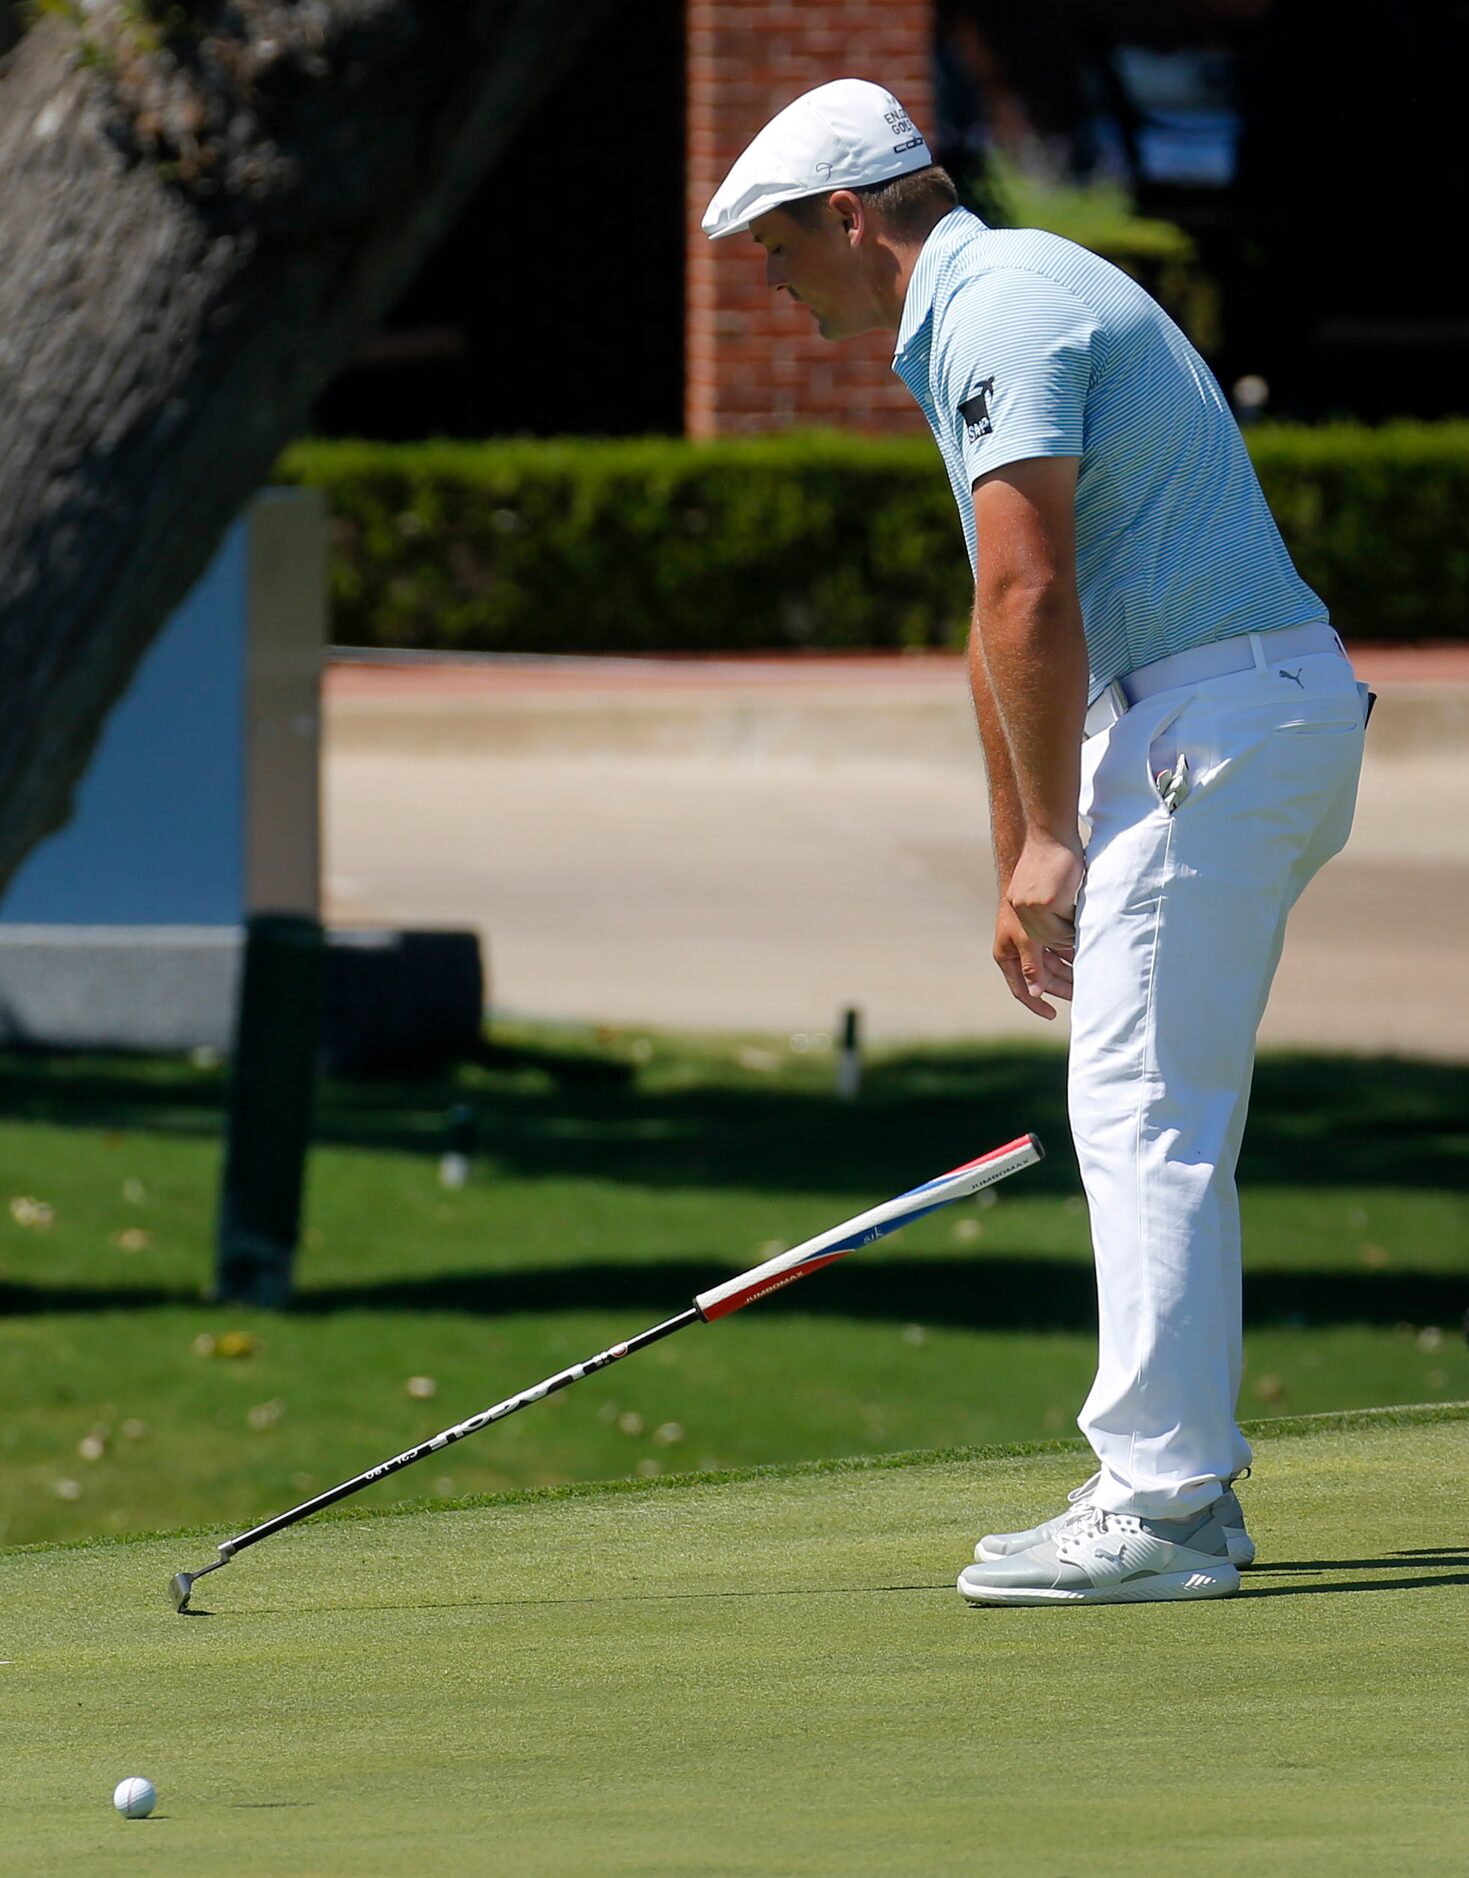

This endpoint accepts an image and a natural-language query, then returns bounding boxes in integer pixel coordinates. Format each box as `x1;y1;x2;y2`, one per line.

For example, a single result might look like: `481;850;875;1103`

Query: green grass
4;1406;1467;1875
1;1029;1465;1547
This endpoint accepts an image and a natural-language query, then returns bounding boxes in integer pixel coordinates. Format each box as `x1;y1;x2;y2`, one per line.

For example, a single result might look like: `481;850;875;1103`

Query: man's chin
813;310;873;342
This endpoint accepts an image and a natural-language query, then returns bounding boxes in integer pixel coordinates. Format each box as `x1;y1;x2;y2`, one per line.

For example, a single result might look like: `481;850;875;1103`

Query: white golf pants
1069;637;1367;1518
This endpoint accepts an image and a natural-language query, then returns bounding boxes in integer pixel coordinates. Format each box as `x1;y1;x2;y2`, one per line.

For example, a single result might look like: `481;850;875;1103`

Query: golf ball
113;1776;156;1819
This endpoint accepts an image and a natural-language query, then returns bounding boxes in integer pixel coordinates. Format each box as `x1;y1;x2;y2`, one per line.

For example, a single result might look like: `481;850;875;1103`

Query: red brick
685;0;934;436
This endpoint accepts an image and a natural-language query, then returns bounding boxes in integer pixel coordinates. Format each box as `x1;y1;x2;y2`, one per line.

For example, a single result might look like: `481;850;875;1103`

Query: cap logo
893;134;924;155
814;160;833;178
960;377;996;440
884;107;916;135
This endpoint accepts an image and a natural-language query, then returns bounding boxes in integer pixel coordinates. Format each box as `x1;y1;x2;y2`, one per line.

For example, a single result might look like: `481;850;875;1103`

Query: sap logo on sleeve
959;377;996;440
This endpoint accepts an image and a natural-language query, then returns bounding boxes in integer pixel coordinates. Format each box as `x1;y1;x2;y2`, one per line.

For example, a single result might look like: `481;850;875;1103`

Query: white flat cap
702;78;932;241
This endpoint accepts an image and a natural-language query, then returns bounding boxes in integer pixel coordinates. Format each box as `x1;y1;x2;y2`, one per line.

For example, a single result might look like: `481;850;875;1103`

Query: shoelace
1059;1504;1112;1544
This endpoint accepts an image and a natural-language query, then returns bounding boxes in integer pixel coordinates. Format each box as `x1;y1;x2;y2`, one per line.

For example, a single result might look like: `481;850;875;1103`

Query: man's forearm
976;585;1088;850
967;616;1026;893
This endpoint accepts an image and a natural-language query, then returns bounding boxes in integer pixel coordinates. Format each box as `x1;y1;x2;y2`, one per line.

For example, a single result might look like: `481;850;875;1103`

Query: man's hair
785;164;958;240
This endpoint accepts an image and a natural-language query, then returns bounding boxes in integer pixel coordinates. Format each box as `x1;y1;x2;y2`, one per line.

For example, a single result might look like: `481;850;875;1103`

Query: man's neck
875;206;956;330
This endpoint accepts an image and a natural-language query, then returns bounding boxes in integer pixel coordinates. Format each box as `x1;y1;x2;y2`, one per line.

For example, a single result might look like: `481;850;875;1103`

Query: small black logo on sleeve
959;377;996;440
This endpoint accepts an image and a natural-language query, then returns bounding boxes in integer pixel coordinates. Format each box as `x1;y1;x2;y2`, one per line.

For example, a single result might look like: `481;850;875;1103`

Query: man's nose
765;255;786;292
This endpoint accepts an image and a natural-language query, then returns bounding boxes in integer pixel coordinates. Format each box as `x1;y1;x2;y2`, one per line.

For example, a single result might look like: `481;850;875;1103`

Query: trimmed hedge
277;423;1469;653
1248;424;1469;644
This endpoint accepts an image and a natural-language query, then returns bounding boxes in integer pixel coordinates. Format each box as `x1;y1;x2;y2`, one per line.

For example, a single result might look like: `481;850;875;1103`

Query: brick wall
685;0;935;436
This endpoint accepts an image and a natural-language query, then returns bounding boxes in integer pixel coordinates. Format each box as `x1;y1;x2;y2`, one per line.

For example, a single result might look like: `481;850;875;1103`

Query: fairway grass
6;1405;1467;1877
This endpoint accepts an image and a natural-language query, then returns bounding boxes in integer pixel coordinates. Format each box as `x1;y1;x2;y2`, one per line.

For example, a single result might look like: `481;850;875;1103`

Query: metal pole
214;912;324;1306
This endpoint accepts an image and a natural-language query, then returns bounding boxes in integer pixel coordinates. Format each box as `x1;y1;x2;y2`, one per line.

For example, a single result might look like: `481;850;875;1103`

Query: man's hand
994;897;1074;1021
1007;830;1084;952
995;833;1083;1021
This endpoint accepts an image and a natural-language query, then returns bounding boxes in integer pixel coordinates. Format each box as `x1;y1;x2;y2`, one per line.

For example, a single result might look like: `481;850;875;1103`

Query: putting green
6;1405;1466;1876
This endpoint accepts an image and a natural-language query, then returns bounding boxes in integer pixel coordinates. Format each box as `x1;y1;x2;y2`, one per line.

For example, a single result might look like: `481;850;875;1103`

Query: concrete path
322;648;1469;1059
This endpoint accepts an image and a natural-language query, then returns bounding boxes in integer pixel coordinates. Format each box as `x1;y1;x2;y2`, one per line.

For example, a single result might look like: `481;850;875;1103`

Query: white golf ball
113;1776;157;1819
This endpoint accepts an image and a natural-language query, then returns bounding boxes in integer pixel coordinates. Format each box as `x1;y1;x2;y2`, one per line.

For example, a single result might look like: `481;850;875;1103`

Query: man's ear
826;188;867;244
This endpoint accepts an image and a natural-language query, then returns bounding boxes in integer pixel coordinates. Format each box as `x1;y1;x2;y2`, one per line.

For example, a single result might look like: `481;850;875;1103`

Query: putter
171;1132;1043;1610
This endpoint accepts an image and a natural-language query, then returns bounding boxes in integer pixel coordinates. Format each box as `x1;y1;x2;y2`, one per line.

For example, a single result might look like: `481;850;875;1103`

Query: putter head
170;1553;228;1612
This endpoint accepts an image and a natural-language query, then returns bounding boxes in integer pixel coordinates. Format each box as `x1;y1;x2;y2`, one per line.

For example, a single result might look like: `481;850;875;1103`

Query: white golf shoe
958;1502;1241;1607
975;1472;1256;1568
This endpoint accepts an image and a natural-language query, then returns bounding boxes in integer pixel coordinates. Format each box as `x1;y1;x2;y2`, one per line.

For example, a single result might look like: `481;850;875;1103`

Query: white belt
1083;620;1345;741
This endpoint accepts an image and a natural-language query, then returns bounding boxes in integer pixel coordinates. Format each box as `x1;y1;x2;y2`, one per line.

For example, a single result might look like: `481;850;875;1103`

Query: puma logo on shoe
1095;1545;1127;1566
1279;667;1304;687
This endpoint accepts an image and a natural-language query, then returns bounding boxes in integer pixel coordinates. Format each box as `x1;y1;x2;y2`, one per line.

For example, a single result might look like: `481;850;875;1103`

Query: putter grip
693;1133;1043;1322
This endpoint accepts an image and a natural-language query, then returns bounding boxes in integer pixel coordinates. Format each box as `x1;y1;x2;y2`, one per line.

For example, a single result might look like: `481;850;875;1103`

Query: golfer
704;80;1369;1606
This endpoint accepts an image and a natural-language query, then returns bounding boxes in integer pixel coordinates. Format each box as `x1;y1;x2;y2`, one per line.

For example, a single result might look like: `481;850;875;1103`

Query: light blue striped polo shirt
892;209;1327;701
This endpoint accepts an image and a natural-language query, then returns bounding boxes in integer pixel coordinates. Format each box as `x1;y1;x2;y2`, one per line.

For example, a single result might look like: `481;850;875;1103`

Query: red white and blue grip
693;1133;1045;1322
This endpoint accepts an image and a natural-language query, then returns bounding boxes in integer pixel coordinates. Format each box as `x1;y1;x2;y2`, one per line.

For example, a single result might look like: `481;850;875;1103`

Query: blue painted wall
1;519;248;925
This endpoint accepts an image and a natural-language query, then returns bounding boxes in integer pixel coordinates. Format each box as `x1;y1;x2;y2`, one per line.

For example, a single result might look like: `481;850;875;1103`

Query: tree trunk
0;0;611;894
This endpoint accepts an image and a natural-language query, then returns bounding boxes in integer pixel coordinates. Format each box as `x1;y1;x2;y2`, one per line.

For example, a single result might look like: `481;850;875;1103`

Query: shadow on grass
3;1256;1464;1330
0;1042;1466;1204
1256;1553;1469;1572
1236;1573;1469;1599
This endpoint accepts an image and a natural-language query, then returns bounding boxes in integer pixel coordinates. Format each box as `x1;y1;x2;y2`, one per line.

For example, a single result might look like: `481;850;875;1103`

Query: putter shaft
170;1308;699;1607
169;1134;1044;1609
